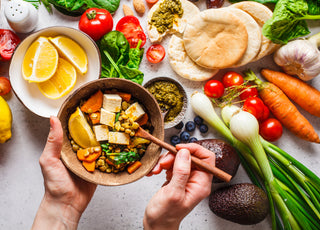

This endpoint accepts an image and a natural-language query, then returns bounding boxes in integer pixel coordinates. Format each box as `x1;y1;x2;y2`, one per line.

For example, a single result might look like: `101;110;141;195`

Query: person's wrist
32;193;82;230
143;213;180;230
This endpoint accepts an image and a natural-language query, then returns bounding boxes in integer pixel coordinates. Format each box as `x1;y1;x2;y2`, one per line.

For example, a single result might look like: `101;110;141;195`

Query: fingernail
178;149;190;161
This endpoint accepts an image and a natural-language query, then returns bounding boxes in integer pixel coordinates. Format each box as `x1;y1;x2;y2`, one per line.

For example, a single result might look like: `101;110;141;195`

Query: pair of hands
32;116;215;230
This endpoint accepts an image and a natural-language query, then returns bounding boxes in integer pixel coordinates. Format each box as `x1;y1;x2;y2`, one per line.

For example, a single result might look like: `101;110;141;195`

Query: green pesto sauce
150;0;184;34
147;81;184;122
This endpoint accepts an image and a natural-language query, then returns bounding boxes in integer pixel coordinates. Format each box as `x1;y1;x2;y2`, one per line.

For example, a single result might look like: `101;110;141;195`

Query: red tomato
146;44;165;64
260;105;270;122
243;97;265;120
146;0;159;4
222;71;244;88
79;8;113;41
259;118;283;142
204;80;224;98
116;16;146;48
0;29;20;61
0;77;11;96
239;86;259;100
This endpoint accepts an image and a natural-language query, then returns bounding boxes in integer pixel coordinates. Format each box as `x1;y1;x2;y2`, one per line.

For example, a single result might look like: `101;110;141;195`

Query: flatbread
147;0;200;43
168;35;219;81
183;9;248;69
223;8;261;67
230;1;278;61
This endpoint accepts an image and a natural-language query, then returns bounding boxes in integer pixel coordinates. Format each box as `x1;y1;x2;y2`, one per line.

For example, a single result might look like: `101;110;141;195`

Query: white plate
9;26;101;118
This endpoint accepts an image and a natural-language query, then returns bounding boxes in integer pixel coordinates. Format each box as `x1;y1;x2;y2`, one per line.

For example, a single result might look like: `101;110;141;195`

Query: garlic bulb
274;38;320;81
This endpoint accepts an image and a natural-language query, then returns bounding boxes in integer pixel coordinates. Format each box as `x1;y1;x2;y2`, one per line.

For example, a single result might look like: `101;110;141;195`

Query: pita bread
223;8;261;67
230;2;278;61
147;0;200;43
183;9;248;69
168;35;219;81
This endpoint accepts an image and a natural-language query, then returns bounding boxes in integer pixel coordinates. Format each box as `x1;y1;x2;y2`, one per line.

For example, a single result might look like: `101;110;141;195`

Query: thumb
168;149;191;193
42;116;63;159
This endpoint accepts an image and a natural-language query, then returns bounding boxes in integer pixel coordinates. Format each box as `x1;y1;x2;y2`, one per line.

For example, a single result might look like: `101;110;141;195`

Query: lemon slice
68;107;99;148
22;36;59;82
37;58;77;99
49;36;88;75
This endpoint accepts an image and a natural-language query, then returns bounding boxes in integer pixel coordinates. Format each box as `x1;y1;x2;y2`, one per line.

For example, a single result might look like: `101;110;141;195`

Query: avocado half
209;183;269;225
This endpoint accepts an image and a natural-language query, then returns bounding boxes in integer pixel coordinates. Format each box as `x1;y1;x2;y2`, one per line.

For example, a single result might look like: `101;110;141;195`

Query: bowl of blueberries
170;116;209;146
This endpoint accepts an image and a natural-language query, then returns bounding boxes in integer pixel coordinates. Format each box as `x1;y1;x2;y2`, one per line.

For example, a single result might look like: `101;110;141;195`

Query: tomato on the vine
239;86;259;100
116;16;146;48
222;71;244;88
79;8;113;41
0;77;11;96
146;44;165;63
204;80;224;98
243;97;265;120
259;118;283;142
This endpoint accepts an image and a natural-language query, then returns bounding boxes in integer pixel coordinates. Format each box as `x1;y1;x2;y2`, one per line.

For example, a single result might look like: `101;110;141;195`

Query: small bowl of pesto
144;77;187;129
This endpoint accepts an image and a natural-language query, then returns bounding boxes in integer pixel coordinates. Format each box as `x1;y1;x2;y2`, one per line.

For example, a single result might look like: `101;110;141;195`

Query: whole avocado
209;183;269;225
195;139;240;183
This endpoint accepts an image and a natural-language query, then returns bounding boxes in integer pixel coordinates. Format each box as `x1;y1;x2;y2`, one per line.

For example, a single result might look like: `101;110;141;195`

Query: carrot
80;90;103;113
104;90;131;102
261;69;320;117
259;82;320;143
77;147;101;162
136;113;148;126
82;161;96;172
89;112;100;125
127;161;142;174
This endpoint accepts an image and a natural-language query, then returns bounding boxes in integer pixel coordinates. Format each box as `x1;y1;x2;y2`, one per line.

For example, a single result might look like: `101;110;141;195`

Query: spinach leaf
42;0;120;15
99;31;144;85
307;0;320;15
106;151;141;165
262;0;320;44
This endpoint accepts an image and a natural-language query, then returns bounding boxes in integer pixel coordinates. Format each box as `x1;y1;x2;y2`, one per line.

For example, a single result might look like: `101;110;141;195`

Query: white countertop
0;0;319;229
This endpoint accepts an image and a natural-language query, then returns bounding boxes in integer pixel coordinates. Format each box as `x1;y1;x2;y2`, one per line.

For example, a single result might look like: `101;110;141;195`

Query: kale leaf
99;31;144;85
262;0;320;44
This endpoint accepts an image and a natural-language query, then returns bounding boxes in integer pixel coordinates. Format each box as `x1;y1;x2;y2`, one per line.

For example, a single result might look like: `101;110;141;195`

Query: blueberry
175;121;184;129
170;135;181;146
194;116;203;126
185;121;196;132
199;124;208;133
189;137;198;143
180;131;190;142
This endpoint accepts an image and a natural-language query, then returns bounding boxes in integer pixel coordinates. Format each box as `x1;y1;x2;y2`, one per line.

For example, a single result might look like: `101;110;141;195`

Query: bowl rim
58;78;164;186
9;26;101;118
143;76;188;129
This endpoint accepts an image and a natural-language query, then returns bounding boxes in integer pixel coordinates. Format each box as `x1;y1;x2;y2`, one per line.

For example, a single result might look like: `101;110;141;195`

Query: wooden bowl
58;78;164;186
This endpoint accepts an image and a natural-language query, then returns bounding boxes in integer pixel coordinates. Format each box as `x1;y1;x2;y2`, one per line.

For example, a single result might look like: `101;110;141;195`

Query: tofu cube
125;102;145;121
108;132;130;145
103;94;122;112
100;108;115;127
93;125;109;142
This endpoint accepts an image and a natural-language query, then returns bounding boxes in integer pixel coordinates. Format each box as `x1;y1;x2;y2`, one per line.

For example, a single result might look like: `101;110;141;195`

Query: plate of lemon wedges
9;26;101;118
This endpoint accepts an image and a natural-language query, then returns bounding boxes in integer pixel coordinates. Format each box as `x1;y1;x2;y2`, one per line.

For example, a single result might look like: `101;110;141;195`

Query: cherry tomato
79;8;113;41
146;44;165;64
116;16;146;48
222;71;244;88
239;86;259;100
146;0;159;4
243;97;265;120
260;105;270;122
204;80;224;98
0;29;20;61
0;77;11;96
259;118;283;142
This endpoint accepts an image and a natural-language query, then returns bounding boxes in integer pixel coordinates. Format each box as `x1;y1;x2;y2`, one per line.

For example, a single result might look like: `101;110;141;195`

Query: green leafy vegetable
106;151;140;165
99;31;144;85
23;0;41;8
262;0;320;44
41;0;120;15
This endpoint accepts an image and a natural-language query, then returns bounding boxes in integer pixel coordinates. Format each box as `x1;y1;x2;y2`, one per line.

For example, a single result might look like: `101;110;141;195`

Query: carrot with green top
261;69;320;117
244;70;320;143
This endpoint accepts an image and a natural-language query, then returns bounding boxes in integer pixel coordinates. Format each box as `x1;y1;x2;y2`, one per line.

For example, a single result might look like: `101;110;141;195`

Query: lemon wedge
49;36;88;75
37;58;77;100
22;36;59;82
68;107;99;148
